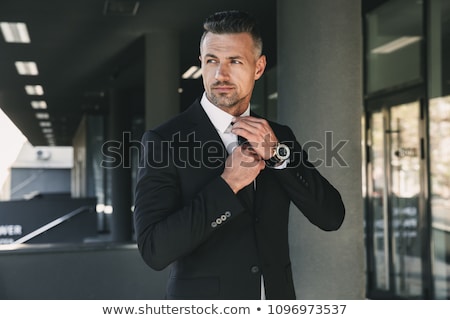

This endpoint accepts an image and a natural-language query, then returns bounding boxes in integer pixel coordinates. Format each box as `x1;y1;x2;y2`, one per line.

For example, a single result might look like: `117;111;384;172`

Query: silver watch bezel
275;143;290;161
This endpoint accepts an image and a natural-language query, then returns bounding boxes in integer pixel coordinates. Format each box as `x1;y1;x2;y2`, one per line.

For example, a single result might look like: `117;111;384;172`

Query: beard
208;91;240;109
207;82;246;109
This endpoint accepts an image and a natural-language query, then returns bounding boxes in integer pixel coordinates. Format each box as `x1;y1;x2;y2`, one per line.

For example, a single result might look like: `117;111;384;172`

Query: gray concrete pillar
277;0;365;299
145;31;180;129
108;88;132;242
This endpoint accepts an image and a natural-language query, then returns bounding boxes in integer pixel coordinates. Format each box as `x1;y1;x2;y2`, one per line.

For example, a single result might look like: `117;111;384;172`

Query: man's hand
231;116;279;160
221;145;265;194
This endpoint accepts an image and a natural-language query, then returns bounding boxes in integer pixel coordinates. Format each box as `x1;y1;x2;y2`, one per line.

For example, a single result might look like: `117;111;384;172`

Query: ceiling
0;0;276;146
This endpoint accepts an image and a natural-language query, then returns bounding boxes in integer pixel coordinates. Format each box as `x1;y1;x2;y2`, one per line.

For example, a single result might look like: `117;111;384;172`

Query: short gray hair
200;10;263;57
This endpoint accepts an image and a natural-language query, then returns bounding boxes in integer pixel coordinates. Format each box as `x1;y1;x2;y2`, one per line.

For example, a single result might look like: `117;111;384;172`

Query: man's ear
255;55;267;80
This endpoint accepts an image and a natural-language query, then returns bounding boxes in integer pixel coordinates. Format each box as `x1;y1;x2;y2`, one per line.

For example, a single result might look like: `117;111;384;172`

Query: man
134;10;345;300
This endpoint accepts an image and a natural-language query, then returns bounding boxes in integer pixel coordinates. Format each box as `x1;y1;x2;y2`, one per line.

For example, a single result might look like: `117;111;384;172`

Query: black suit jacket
134;99;345;299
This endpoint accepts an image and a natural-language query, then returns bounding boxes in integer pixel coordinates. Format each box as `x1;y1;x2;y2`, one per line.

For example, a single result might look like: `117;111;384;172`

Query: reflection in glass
365;0;423;93
429;97;450;299
369;112;389;290
389;102;422;297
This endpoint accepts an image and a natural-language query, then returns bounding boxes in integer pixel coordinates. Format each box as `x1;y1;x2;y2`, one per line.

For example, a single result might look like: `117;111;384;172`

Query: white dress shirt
200;92;249;154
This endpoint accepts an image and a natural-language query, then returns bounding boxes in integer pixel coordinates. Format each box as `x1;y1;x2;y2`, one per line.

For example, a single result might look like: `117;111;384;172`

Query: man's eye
206;59;217;64
231;60;242;64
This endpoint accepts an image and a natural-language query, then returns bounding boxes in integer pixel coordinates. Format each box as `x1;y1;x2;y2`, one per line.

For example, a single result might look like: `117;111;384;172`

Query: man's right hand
221;145;265;194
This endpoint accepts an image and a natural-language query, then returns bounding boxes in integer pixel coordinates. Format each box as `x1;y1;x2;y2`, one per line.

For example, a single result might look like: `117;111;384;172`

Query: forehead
200;32;256;57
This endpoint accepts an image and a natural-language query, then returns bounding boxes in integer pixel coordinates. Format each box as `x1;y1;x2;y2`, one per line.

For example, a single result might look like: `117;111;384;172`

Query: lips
212;86;234;92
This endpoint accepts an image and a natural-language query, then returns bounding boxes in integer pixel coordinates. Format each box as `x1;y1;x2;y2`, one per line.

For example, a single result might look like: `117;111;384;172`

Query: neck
219;104;249;117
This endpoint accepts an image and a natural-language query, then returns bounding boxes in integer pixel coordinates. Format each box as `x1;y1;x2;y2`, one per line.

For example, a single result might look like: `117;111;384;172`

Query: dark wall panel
0;244;168;299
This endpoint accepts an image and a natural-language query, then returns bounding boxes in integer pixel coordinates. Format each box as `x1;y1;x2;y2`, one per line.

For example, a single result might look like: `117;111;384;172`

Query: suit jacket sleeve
272;125;345;231
133;130;245;271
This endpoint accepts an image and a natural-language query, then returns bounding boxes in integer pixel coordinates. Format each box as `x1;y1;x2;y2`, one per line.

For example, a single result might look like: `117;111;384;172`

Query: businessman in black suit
134;10;345;299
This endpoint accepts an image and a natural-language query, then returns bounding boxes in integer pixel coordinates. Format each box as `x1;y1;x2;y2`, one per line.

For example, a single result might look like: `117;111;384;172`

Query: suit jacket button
225;211;231;217
221;214;227;221
250;265;260;274
216;218;222;225
211;221;217;228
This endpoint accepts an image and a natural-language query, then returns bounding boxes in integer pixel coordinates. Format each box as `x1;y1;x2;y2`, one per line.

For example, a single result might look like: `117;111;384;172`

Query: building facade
363;0;450;299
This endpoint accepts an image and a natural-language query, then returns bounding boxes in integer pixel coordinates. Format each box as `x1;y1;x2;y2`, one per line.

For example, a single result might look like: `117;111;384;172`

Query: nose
215;63;230;81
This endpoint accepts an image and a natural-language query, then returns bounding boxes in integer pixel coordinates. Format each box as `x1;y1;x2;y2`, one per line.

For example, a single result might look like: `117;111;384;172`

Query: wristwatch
265;143;291;167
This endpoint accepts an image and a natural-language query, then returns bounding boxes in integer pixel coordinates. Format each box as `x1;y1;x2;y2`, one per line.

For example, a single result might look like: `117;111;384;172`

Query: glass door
429;96;450;299
388;102;423;298
366;100;426;298
367;109;390;292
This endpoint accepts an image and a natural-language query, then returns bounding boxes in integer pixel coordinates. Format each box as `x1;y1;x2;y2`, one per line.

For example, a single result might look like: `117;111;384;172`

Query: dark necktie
228;119;247;146
227;121;255;209
237;182;255;212
236;135;255;211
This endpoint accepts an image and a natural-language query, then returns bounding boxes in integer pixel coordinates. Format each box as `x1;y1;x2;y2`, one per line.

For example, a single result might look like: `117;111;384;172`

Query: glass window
388;102;422;297
428;0;450;299
428;0;450;98
365;0;423;94
368;111;389;290
429;96;450;299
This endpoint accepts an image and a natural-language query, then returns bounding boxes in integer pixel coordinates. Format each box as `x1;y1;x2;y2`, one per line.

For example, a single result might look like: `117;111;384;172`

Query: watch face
276;144;290;160
279;147;288;157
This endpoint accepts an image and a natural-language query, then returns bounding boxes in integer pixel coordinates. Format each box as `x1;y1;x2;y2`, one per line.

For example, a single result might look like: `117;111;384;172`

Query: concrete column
108;89;132;242
277;0;365;299
145;31;180;129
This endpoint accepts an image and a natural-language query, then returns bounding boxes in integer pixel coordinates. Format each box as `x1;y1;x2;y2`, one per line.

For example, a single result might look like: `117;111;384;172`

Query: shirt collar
200;92;250;134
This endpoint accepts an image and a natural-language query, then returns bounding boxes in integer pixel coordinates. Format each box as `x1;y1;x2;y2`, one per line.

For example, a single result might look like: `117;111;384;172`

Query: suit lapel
184;100;228;170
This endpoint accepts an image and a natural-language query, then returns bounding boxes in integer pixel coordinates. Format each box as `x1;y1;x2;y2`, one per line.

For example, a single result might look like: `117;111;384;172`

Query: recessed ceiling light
39;121;51;127
15;61;39;75
182;66;200;79
192;68;203;79
31;100;47;109
35;112;49;120
25;85;44;95
0;22;30;43
268;92;278;100
371;36;422;54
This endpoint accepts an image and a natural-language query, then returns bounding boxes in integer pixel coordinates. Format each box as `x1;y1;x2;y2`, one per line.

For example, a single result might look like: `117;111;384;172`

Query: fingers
221;145;264;193
232;116;268;134
231;116;278;160
235;145;262;166
232;117;277;143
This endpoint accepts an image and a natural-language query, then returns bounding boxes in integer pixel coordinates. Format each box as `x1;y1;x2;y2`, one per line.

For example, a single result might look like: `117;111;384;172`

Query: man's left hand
231;116;278;160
